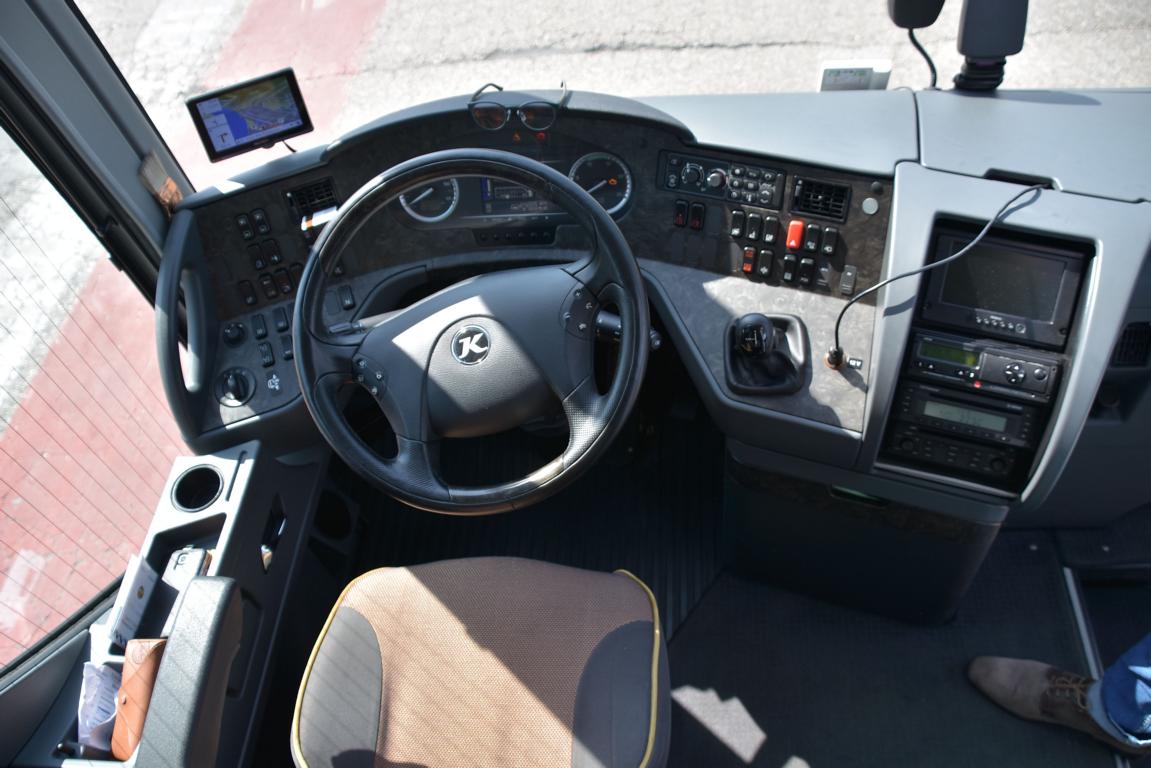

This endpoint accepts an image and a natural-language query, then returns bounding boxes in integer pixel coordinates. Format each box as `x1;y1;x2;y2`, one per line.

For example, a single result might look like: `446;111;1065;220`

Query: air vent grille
286;177;337;217
1112;323;1151;367
792;177;851;221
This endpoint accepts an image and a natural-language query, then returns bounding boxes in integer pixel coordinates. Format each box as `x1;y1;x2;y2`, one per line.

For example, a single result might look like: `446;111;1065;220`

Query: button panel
663;152;785;208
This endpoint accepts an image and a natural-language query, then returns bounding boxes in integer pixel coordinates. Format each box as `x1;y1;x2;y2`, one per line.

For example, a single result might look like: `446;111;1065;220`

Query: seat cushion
292;557;670;768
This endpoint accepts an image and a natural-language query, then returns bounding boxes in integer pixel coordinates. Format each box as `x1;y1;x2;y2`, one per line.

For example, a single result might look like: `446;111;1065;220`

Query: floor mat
667;533;1115;768
355;412;725;638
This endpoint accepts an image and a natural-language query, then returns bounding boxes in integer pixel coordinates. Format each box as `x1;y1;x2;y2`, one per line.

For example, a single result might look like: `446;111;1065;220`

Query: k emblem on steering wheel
452;325;491;365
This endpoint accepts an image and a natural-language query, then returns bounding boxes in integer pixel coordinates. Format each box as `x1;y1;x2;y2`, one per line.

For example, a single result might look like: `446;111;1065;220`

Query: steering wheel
292;149;649;514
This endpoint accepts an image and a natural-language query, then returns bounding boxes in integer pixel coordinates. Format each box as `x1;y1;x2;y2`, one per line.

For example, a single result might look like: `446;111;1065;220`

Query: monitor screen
187;69;312;162
940;240;1067;322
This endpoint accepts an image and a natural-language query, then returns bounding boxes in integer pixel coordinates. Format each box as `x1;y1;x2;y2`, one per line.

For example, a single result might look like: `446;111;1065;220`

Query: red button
741;246;757;274
786;219;805;251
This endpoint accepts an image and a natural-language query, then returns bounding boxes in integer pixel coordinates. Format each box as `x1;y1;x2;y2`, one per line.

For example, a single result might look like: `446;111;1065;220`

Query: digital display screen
940;241;1066;321
187;69;312;162
480;175;562;215
923;401;1008;432
920;341;979;367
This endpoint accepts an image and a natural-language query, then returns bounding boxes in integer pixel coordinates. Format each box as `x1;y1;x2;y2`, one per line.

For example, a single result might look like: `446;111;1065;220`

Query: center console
880;224;1089;494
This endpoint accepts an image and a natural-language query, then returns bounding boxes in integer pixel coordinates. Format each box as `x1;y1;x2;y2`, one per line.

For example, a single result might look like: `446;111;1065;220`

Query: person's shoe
968;656;1151;757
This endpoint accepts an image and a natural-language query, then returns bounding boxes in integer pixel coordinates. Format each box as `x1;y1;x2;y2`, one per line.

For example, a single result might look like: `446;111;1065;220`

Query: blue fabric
1100;632;1151;744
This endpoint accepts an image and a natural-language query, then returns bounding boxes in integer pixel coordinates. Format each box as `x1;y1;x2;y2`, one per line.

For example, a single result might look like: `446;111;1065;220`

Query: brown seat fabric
292;557;670;768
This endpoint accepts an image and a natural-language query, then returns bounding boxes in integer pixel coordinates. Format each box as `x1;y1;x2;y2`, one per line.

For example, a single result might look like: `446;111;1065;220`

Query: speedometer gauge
569;153;632;215
399;178;460;223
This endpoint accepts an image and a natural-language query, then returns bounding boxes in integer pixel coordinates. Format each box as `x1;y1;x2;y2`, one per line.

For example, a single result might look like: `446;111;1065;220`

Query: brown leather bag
111;638;167;760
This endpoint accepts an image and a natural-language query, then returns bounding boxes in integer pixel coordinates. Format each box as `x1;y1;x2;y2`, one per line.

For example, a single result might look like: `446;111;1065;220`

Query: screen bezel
920;225;1087;350
186;68;313;163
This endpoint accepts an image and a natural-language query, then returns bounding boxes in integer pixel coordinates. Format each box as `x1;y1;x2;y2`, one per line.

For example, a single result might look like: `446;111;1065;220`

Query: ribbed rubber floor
356;412;725;638
666;532;1115;768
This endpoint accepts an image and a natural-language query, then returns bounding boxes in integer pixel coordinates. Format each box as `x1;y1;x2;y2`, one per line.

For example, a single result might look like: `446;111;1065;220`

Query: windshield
76;0;1149;191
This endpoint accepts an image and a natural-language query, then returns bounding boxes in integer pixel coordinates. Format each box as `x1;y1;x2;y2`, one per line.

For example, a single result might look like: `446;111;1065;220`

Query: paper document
109;555;158;648
77;662;120;750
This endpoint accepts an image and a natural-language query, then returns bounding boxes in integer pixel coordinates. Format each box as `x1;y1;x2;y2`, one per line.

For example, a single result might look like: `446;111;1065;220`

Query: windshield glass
76;0;1149;191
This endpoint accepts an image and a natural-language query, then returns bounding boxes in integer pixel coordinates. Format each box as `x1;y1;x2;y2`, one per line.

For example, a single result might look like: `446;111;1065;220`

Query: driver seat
291;557;670;767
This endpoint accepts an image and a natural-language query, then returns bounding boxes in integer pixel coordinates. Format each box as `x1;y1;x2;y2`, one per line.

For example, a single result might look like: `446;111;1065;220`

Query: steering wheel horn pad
293;149;649;515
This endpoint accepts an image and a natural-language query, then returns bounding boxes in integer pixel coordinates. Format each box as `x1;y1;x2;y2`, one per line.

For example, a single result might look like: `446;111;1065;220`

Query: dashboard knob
223;371;249;402
223;322;246;346
681;163;703;185
706;169;727;189
215;367;255;407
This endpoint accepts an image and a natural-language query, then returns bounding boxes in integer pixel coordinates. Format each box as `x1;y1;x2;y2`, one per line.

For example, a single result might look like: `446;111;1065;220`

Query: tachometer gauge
569;153;632;215
399;178;460;223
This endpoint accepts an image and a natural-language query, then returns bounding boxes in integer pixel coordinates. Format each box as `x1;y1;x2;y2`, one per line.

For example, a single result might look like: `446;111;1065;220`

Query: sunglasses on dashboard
468;82;567;132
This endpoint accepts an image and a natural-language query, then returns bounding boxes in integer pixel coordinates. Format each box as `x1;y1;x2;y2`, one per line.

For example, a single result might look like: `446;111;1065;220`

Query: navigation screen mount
187;68;313;162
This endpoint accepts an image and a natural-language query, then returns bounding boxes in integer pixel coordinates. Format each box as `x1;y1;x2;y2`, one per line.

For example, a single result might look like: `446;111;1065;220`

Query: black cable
283;140;298;153
909;29;938;89
826;184;1045;369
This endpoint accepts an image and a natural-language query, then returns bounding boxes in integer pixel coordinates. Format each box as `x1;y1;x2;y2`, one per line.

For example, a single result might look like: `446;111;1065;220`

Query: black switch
273;268;292;295
258;273;278;299
238;280;257;306
781;253;798;283
338;285;356;311
804;224;820;252
273;307;290;333
252;313;268;339
756;249;774;280
280;334;294;361
261;238;282;265
729;210;745;238
673;200;688;228
762;216;779;245
252;209;270;235
798;257;816;286
257;341;275;367
289;262;304;287
840;265;858;296
236;214;253;240
333;260;345;276
821;227;839;256
688;203;706;231
247;243;266;270
746;213;762;241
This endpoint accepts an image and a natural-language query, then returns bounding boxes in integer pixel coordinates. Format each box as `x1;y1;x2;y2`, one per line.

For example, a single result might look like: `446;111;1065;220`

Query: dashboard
163;88;1151;529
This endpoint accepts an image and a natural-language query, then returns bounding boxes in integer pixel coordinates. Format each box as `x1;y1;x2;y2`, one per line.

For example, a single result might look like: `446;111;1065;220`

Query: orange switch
786;219;805;251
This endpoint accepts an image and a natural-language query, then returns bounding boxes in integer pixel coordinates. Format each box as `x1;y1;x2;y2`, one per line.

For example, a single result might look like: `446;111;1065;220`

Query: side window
0;129;187;669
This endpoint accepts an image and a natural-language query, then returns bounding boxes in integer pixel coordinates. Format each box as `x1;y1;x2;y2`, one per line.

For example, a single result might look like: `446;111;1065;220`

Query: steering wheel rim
292;149;649;514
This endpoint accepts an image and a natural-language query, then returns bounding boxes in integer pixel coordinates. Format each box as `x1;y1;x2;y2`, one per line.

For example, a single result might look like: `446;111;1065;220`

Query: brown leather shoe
968;656;1151;757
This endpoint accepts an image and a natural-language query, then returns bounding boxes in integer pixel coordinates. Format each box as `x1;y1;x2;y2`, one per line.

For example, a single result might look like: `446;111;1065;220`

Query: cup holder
172;465;224;512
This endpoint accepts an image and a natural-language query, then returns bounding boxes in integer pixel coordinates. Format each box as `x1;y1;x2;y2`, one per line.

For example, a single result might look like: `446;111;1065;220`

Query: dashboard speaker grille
286;177;337;217
792;177;850;221
1112;323;1151;367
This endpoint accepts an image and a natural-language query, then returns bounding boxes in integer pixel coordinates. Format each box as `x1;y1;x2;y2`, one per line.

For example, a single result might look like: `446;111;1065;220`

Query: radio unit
660;152;786;208
908;332;1061;403
920;226;1087;349
885;381;1044;488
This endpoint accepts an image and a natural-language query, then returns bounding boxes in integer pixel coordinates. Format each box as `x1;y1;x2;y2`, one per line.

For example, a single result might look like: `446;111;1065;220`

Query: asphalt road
74;0;1151;190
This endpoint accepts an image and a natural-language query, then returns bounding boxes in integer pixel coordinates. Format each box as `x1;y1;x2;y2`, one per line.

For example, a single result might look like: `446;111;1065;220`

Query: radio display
480;177;562;215
920;341;979;367
923;401;1008;432
940;242;1066;321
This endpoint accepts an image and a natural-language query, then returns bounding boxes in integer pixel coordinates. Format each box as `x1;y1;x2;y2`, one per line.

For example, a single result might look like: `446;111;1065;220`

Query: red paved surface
0;0;390;667
0;258;187;664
